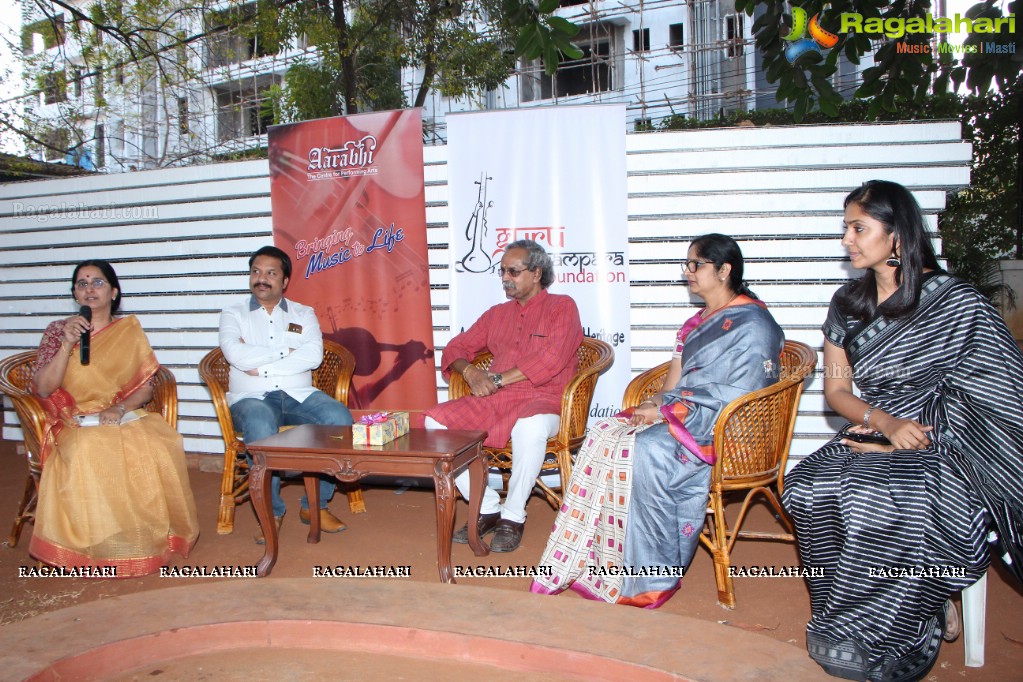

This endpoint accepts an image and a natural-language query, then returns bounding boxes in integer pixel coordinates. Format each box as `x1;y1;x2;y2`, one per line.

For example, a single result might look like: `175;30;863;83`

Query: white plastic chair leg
962;572;986;667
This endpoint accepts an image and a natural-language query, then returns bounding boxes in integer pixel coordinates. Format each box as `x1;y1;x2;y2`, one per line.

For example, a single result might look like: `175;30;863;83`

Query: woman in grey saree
784;181;1023;681
531;234;783;608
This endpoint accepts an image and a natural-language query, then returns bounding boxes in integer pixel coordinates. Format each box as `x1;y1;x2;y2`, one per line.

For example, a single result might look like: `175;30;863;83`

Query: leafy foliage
6;0;581;162
241;0;580;119
656;86;1021;298
503;0;583;75
740;0;1021;120
940;80;1021;297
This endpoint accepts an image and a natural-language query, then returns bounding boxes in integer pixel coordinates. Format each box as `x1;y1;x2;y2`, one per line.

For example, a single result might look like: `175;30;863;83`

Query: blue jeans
231;390;353;518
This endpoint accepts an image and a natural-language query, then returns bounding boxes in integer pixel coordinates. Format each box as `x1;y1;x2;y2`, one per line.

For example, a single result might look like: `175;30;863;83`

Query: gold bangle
62;341;73;357
639;400;657;408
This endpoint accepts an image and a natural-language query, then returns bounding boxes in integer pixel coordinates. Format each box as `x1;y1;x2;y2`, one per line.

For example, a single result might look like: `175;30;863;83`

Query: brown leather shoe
452;511;501;544
300;507;347;533
490;519;525;553
253;515;284;545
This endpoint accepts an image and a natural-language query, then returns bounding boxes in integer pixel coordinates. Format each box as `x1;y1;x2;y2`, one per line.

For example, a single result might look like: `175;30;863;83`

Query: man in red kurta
425;240;583;552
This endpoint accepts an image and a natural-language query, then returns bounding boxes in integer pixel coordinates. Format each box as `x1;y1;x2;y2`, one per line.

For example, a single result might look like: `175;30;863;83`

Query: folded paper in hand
75;408;145;427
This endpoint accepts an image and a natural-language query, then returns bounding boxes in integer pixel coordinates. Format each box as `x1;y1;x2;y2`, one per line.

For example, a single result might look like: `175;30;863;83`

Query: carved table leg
433;462;457;584
251;458;277;576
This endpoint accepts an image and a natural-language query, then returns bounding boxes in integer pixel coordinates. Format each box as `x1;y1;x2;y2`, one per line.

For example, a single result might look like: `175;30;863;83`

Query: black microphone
79;305;91;365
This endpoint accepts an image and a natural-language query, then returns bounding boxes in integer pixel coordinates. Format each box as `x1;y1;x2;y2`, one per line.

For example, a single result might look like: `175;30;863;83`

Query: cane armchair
622;339;817;608
0;351;178;548
199;339;363;535
447;337;614;508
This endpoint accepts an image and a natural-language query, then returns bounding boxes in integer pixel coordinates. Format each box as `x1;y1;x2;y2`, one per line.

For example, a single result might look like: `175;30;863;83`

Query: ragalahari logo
783;7;840;63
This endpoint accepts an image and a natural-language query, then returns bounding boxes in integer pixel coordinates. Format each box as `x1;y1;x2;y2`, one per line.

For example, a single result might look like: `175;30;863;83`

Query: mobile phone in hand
840;426;891;445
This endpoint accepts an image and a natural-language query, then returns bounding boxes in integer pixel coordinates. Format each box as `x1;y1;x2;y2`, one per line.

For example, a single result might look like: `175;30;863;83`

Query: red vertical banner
267;109;436;410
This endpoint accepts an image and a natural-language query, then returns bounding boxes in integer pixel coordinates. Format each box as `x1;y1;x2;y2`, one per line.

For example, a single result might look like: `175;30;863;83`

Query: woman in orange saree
29;260;198;577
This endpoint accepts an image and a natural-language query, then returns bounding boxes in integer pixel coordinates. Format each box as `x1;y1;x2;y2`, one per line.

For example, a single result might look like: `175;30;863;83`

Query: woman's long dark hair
71;259;123;313
837;181;942;321
690;233;759;300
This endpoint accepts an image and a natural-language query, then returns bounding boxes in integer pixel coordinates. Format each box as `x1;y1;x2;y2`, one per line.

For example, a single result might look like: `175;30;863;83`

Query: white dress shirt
219;295;325;405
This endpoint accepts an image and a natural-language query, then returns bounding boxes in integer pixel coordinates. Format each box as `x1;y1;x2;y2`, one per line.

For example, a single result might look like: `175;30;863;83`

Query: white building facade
18;0;305;172
410;0;763;139
17;0;868;170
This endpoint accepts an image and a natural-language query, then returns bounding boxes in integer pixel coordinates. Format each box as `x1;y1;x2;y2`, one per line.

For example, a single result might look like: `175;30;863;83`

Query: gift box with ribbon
351;411;410;445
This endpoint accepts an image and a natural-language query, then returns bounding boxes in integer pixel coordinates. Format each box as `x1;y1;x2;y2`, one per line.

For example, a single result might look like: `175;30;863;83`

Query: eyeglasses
497;267;530;278
682;260;713;274
75;278;107;290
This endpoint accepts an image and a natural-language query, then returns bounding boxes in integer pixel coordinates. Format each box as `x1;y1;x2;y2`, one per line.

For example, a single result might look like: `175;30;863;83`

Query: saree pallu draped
532;298;784;607
29;316;199;577
784;273;1023;681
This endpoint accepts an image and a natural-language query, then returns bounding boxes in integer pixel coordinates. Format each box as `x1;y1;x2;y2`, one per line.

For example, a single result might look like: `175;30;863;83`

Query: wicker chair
447;337;614;508
0;351;178;548
621;339;817;608
199;339;364;535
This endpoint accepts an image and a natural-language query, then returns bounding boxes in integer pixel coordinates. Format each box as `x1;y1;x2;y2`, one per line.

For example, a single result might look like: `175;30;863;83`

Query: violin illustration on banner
458;171;495;274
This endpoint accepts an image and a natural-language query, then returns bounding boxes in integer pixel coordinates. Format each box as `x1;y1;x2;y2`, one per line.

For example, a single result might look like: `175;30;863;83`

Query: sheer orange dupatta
35;316;159;465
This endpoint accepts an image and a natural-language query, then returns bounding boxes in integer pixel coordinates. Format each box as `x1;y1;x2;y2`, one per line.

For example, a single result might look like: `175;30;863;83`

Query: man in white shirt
220;246;353;544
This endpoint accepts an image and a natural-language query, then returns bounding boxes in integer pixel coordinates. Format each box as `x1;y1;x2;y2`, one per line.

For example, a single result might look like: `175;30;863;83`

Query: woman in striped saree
784;181;1023;681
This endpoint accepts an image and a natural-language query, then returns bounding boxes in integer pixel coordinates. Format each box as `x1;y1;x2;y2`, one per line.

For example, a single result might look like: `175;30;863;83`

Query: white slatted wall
0;120;971;462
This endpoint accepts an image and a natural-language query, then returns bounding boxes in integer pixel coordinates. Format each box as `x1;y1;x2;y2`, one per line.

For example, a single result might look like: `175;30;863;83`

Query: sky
0;0;1003;157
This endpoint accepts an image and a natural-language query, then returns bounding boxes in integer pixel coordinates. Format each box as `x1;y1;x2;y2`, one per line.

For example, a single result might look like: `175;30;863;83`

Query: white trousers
424;414;559;524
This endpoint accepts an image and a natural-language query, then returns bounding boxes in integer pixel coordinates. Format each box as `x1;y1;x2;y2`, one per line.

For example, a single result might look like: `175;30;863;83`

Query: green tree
5;0;581;165
739;0;1021;120
654;86;1021;298
256;0;582;120
940;79;1021;296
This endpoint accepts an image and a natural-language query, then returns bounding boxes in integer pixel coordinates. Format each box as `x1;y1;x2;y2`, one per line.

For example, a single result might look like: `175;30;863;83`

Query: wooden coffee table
246;425;490;582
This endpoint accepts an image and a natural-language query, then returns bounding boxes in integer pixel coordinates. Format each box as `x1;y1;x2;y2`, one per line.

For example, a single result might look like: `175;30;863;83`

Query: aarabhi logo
783;7;840;63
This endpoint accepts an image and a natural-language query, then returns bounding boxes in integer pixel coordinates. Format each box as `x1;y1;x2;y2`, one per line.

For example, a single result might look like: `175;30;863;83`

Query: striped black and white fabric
784;272;1023;682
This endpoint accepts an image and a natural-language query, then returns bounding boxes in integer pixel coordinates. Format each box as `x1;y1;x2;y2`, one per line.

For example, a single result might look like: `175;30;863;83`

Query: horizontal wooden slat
0;121;971;461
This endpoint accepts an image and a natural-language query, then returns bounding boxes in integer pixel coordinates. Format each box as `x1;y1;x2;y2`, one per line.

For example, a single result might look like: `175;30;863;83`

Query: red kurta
426;289;583;447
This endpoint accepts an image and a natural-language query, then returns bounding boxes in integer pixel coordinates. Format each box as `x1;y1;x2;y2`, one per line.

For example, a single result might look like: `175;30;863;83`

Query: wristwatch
491;373;504;389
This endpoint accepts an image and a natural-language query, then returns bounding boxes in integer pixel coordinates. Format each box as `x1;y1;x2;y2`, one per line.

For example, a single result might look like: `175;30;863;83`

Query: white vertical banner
446;104;630;422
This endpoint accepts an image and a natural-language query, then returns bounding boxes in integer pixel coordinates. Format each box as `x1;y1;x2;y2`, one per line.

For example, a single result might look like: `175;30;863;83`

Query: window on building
41;129;70;162
632;28;650;52
176;31;188;68
521;23;620;102
141;81;158;161
726;14;744;58
115;63;124;85
215;78;280;142
21;16;65;55
178;97;190;135
95;124;105;168
109;120;124;159
206;3;281;68
669;23;684;52
41;71;67;105
94;67;105;104
72;67;82;97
